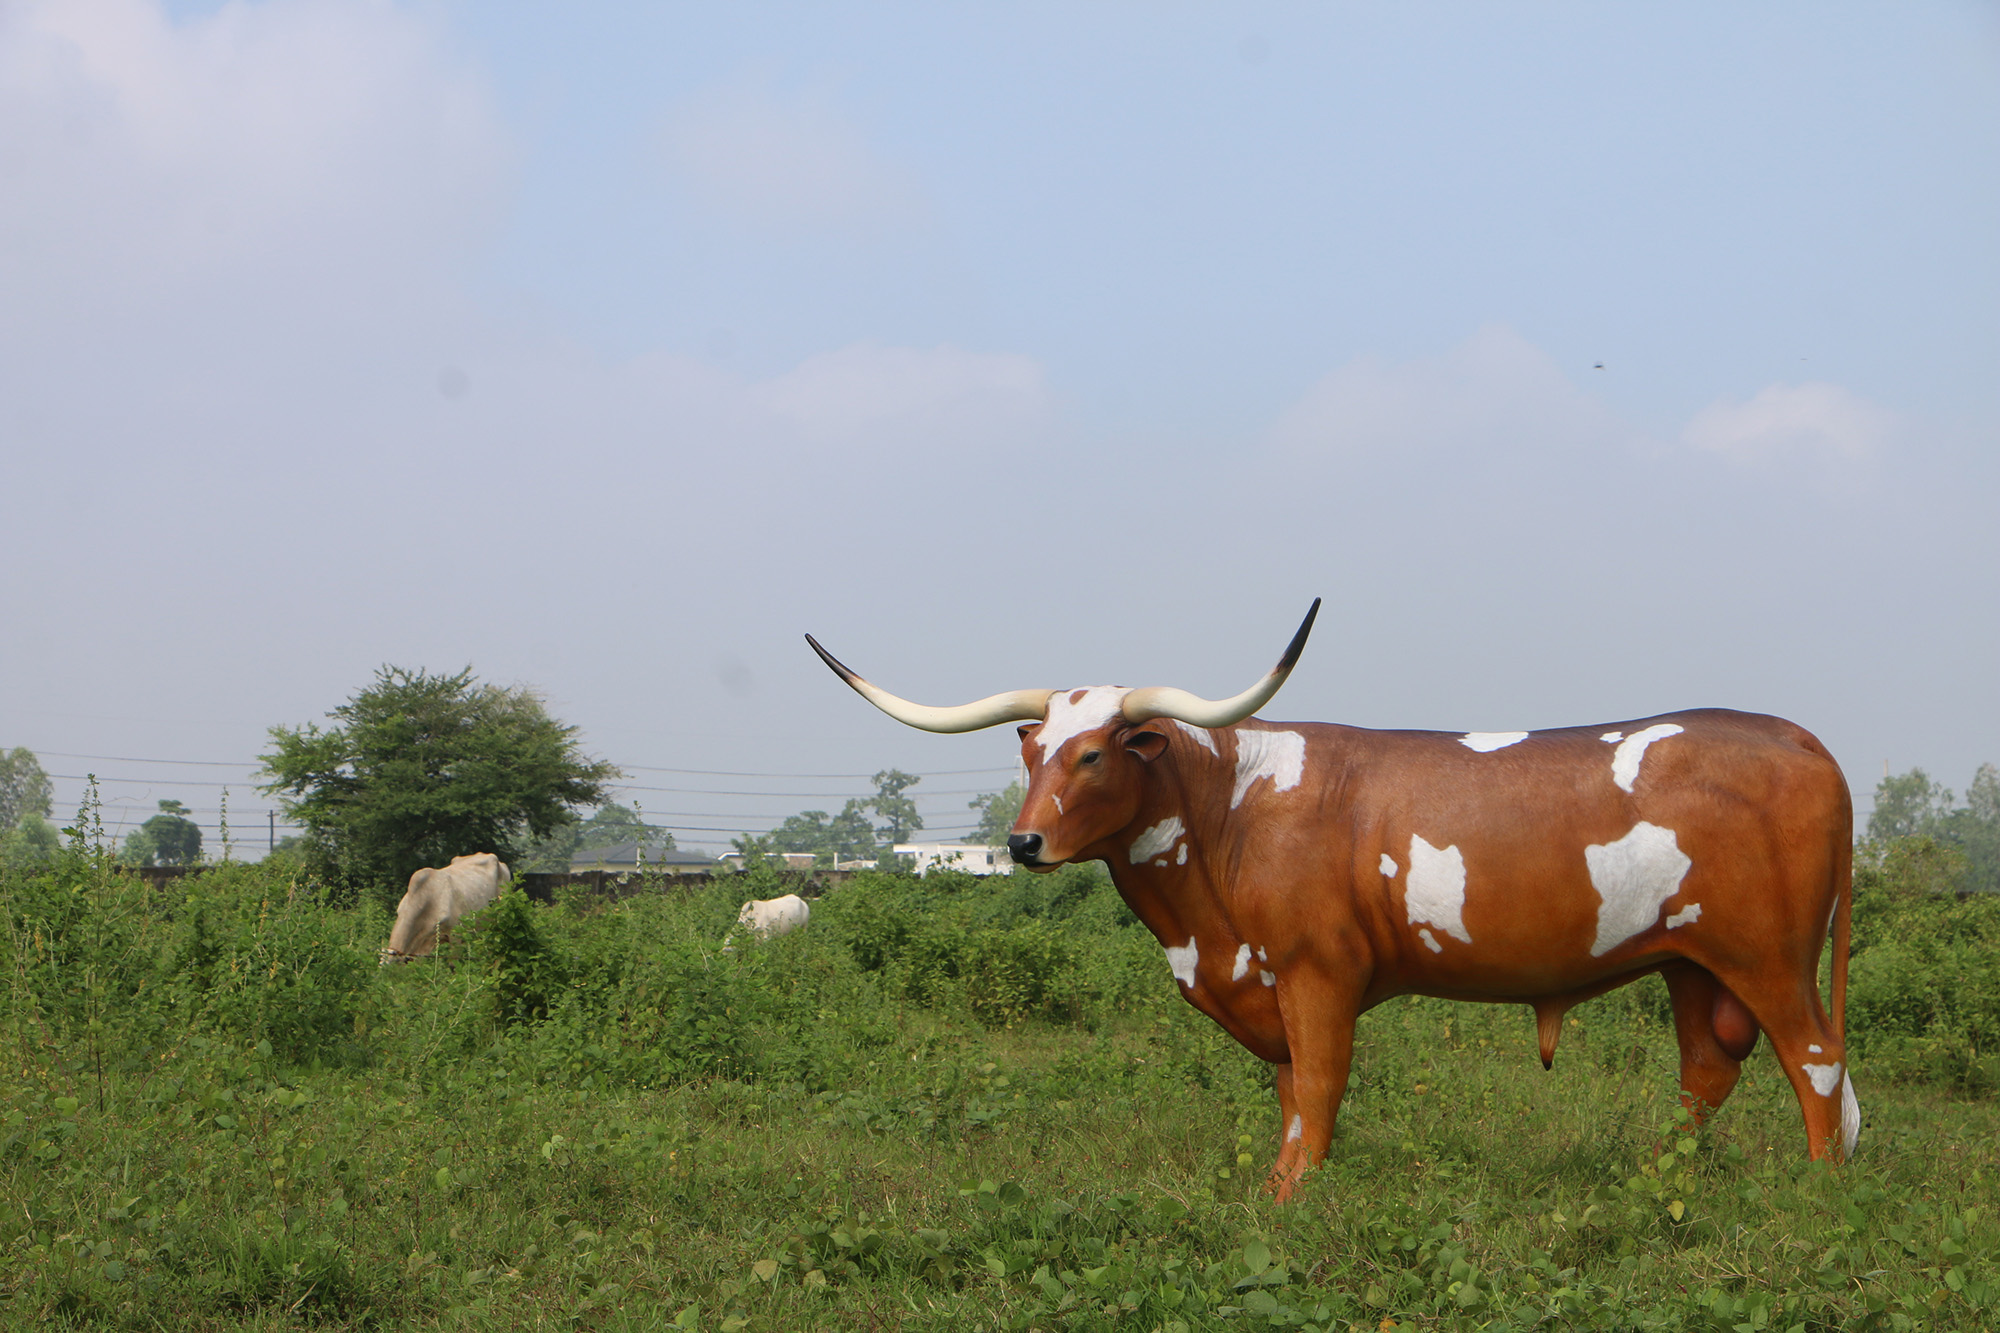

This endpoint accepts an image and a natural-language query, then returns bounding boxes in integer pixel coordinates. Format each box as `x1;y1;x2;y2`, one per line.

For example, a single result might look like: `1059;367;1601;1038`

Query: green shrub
964;918;1084;1027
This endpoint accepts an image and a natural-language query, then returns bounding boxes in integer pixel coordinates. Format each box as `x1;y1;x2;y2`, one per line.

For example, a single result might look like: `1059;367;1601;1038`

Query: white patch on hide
1231;730;1306;809
1379;853;1398;878
1176;843;1188;865
1286;1115;1302;1143
1601;731;1624;743
1259;970;1276;985
1128;816;1185;864
1584;821;1691;956
1841;1072;1860;1156
1038;686;1131;760
1803;1061;1843;1097
1256;946;1267;961
1665;902;1702;929
1418;929;1443;954
1405;835;1471;944
1232;943;1252;981
1164;937;1199;988
1052;795;1063;815
1808;1044;1822;1053
1610;723;1684;793
1459;731;1528;752
1173;720;1219;755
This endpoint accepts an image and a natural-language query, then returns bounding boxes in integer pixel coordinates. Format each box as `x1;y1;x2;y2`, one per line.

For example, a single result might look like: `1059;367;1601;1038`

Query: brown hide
1011;701;1855;1199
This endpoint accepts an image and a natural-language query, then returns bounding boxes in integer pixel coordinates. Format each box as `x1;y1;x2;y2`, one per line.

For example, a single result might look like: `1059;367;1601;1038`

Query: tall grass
1;841;1995;1330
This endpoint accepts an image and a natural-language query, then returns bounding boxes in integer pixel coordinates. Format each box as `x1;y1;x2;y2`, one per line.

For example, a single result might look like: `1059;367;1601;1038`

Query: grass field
3;848;1996;1330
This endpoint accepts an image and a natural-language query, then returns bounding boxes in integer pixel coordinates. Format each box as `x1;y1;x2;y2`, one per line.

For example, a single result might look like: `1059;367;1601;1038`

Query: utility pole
268;810;276;856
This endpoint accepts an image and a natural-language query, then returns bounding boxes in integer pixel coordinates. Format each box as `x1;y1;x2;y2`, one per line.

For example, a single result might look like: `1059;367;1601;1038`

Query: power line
32;751;260;768
618;763;1015;778
32;749;1017;781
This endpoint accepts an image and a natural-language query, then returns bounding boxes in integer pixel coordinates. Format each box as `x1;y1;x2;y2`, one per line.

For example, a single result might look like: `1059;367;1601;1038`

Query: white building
892;842;1013;876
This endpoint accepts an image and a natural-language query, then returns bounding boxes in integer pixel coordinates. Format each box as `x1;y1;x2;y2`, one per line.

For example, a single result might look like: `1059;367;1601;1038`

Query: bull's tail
1830;835;1859;1157
1830;840;1851;1042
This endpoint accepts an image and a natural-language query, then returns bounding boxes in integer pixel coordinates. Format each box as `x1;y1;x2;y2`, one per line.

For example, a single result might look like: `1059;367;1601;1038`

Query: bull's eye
1080;749;1102;765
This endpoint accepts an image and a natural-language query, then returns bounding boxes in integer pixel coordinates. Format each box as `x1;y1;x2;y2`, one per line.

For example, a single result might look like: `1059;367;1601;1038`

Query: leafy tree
0;746;53;831
0;812;59;867
767;800;879;865
122;798;202;868
728;831;775;869
865;768;923;844
1867;768;1955;842
259;665;619;899
1866;765;2000;894
521;802;676;872
968;781;1025;846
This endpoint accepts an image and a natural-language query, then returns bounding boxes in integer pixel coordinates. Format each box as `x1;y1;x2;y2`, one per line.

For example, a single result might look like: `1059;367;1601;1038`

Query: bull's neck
1093;722;1249;943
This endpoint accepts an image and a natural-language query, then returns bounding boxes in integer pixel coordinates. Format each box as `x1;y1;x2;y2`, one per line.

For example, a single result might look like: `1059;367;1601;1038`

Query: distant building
716;851;825;872
568;842;719;874
893;842;1013;876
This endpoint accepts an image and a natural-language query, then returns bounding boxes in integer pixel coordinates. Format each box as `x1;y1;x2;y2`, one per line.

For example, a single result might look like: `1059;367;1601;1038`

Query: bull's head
806;599;1319;870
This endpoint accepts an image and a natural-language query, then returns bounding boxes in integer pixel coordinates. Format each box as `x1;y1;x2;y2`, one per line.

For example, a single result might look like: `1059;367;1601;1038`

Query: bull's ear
1123;726;1169;763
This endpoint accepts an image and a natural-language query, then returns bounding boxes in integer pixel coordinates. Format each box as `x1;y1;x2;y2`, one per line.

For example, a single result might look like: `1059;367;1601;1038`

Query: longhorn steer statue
807;599;1857;1199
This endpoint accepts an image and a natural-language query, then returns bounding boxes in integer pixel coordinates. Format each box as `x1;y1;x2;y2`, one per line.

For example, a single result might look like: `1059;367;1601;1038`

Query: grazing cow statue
382;852;511;963
725;893;811;951
807;599;1857;1199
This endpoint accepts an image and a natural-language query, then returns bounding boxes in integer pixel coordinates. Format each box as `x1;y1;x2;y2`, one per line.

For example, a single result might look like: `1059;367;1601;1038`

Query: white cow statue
382;851;511;962
723;893;811;951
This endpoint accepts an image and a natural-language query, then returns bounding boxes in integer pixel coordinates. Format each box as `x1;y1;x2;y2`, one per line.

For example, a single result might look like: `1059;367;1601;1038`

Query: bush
1847;877;2000;1092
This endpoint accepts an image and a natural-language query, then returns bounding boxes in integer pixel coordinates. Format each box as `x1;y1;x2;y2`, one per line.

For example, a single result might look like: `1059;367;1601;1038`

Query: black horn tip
1276;597;1322;671
804;633;865;687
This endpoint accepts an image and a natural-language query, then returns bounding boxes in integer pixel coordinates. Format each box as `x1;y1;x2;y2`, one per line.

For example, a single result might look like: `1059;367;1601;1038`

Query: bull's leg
1265;983;1361;1202
1722;971;1856;1160
1266;1063;1302;1188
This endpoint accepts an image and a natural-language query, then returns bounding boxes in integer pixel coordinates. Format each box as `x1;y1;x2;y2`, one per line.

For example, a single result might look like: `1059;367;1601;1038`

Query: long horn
805;635;1053;733
1121;598;1321;728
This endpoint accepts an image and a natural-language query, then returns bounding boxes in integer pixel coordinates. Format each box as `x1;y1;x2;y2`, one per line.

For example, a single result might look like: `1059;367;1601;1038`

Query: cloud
0;0;504;319
1266;324;1632;460
1681;381;1899;463
754;343;1048;447
659;77;926;233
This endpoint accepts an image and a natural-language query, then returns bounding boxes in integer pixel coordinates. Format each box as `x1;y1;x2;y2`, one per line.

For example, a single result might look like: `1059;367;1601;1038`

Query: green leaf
1243;1240;1271;1274
751;1258;778;1282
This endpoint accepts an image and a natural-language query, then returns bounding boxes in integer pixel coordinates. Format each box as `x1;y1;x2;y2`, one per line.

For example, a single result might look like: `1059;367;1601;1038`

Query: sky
3;1;1997;857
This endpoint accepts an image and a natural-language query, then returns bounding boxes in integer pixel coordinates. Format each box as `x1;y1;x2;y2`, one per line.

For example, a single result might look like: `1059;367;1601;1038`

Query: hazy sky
4;1;1997;855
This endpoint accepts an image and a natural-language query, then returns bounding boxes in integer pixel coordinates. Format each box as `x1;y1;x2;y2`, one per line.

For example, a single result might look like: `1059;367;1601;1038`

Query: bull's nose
1007;833;1043;865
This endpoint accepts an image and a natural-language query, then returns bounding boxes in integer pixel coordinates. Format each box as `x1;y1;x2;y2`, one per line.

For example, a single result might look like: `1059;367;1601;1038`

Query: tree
0;813;59;868
520;802;676;872
767;800;879;864
865;769;923;844
122;799;202;868
0;747;53;831
259;665;619;897
968;781;1025;846
1865;764;2000;894
1866;768;1954;843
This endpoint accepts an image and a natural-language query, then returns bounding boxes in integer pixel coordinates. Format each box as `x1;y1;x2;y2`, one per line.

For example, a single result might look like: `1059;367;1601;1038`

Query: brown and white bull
382;851;511;963
807;600;1858;1199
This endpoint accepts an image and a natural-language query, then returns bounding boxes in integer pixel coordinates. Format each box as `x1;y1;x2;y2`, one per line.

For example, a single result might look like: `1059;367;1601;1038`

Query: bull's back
1321;709;1848;994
